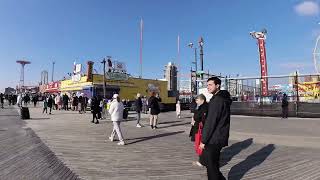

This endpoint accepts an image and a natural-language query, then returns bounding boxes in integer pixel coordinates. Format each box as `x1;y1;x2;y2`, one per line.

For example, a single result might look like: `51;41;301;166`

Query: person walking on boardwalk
63;93;69;110
47;95;54;114
91;96;100;124
189;94;208;167
148;92;161;129
199;77;232;180
176;100;181;119
108;94;125;145
32;95;38;107
0;93;4;109
43;96;48;114
135;93;143;128
281;93;289;119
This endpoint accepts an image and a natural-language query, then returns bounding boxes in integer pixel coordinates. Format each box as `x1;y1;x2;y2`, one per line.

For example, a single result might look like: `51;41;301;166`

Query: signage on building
75;64;82;73
105;72;128;81
87;61;94;82
72;74;81;82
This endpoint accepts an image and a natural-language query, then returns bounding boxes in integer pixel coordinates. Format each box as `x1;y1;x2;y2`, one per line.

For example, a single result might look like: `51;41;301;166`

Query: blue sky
1;0;320;92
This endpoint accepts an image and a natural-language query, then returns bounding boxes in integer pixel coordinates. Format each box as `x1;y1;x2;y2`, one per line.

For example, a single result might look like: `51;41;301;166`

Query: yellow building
59;74;176;105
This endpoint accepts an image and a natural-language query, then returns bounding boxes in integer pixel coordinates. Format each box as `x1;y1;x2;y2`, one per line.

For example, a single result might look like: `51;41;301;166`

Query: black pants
282;106;288;118
203;145;225;180
92;112;98;122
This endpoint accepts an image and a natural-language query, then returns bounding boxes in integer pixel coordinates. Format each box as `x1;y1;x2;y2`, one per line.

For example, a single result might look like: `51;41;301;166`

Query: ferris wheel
313;35;320;73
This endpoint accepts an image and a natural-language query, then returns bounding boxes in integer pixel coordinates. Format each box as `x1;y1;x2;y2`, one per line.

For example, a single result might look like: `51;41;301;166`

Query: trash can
123;108;129;119
20;107;30;119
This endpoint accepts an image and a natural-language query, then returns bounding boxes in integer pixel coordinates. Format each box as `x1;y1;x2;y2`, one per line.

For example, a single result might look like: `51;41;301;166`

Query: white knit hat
113;94;119;99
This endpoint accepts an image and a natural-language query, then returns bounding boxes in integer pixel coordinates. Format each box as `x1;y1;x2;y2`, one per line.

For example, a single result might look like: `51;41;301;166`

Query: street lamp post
188;43;198;96
101;58;107;99
199;37;204;81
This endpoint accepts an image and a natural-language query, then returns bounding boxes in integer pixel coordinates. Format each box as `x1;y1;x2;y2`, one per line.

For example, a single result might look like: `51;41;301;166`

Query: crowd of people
2;77;291;179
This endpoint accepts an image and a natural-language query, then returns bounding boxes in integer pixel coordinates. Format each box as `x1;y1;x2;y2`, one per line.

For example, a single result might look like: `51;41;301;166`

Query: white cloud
294;1;320;16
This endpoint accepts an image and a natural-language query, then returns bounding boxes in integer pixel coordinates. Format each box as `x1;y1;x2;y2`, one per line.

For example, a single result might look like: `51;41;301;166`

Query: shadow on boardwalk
125;131;185;145
220;138;253;167
228;144;275;180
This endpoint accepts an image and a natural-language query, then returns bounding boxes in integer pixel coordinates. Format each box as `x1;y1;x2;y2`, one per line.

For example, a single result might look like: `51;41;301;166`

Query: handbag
194;122;203;155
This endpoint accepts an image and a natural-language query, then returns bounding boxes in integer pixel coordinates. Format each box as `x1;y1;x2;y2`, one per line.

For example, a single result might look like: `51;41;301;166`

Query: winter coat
55;95;61;104
63;95;69;104
109;100;124;122
176;103;181;115
282;97;288;107
72;96;78;106
135;97;143;112
47;97;54;108
148;96;161;115
201;90;232;147
91;98;100;114
189;102;208;141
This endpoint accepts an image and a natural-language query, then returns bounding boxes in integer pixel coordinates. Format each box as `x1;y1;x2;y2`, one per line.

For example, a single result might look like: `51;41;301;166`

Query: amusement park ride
250;29;269;97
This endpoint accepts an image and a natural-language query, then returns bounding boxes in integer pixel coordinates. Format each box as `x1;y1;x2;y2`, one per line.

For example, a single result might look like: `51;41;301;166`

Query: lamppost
101;58;107;99
199;37;204;81
188;42;197;96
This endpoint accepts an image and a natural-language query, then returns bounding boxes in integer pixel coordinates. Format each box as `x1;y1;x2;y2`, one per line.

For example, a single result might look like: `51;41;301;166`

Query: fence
192;73;320;117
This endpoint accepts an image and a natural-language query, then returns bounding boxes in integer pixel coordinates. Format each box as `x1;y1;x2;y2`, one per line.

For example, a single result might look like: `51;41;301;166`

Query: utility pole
188;43;198;95
101;58;107;99
199;37;204;81
52;61;55;82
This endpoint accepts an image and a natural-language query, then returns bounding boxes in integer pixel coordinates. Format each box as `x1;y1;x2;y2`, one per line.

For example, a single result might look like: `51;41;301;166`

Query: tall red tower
250;29;268;97
16;60;31;91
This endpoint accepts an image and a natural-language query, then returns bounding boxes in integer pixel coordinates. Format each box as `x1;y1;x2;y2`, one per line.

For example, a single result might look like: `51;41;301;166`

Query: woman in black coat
189;94;208;167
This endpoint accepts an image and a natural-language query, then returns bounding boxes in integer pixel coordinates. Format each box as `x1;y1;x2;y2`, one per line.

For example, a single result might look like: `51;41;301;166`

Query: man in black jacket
135;93;143;128
200;77;232;180
148;92;161;129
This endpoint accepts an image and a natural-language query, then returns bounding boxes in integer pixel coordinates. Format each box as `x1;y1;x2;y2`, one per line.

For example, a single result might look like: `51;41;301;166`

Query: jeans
137;111;141;124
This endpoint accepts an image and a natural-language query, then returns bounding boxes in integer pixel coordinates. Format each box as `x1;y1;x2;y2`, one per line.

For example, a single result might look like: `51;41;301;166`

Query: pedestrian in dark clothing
43;97;48;114
190;98;197;113
189;94;208;167
281;93;289;119
200;77;232;180
24;94;30;107
0;93;4;108
135;93;143;128
47;95;54;114
148;92;161;129
32;95;38;107
8;95;13;106
63;94;69;110
72;95;78;111
91;96;100;124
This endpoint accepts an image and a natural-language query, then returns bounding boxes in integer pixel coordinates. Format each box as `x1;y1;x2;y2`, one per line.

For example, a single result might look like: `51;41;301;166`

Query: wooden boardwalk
3;104;320;180
0;106;80;180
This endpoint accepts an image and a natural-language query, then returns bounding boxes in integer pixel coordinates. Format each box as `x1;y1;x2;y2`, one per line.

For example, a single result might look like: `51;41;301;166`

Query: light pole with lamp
188;42;198;96
101;58;107;99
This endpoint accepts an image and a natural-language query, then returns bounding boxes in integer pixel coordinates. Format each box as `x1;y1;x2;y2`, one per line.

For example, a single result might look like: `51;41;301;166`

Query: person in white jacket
108;94;125;145
176;100;181;118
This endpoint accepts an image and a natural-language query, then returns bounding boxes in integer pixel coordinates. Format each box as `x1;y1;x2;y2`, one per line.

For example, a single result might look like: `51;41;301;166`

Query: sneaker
136;124;142;128
95;121;99;124
154;126;158;129
192;161;204;167
151;125;154;129
109;136;114;142
91;120;94;123
117;141;125;145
